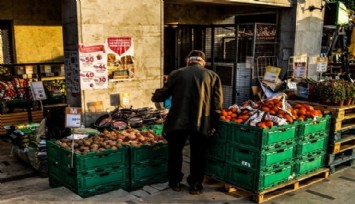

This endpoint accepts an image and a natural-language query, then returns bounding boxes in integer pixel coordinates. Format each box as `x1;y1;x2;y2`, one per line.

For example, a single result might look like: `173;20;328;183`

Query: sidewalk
1;142;355;203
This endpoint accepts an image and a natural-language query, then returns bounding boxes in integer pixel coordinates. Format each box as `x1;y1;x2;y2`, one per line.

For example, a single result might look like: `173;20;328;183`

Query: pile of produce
94;107;167;131
55;128;167;155
220;96;323;129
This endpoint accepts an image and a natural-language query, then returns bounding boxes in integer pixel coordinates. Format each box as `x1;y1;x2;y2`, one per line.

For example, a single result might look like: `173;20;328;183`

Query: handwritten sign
316;57;328;73
30;81;47;101
78;44;108;90
65;107;82;128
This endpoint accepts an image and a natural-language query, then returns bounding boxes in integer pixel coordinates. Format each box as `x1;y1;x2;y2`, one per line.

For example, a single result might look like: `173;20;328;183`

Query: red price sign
85;72;94;78
94;76;106;83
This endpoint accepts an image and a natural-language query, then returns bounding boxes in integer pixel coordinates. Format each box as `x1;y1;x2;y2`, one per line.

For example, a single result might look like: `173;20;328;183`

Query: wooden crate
0;110;43;135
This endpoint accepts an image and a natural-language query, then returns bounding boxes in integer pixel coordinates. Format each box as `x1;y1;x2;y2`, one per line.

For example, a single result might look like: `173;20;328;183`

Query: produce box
294;151;325;177
297;115;330;138
296;132;328;156
130;160;168;190
228;122;298;151
48;164;130;198
47;140;129;173
225;163;294;193
129;143;168;165
214;120;230;142
206;139;227;161
205;157;226;181
226;143;295;171
143;123;164;135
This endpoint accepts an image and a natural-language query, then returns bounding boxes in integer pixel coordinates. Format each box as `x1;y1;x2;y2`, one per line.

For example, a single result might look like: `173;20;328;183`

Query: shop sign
65;107;82;128
316;57;328;73
78;44;108;90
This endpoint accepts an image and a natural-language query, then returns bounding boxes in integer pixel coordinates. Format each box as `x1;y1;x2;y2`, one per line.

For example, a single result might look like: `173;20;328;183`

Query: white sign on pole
316;57;328;73
65;107;82;128
30;81;47;100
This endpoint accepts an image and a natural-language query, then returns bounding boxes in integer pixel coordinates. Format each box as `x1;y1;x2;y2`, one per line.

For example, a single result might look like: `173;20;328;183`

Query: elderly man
152;50;223;195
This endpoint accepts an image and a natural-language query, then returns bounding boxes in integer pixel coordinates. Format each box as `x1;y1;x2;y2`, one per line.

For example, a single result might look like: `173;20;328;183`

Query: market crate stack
294;115;330;177
129;142;168;190
47;140;130;197
224;122;298;192
205;120;229;181
206;120;300;193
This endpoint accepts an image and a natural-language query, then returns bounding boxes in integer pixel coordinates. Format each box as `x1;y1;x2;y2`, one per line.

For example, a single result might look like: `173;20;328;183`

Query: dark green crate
294;151;325;177
130;160;168;190
226;144;295;171
228;122;298;150
206;140;227;161
47;140;129;172
214;120;230;142
49;166;130;198
226;163;294;193
48;173;63;188
296;133;328;156
298;115;330;138
205;157;226;181
130;143;168;164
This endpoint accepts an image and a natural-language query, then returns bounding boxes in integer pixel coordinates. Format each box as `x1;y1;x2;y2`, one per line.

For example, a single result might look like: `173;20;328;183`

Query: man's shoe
189;184;203;195
169;183;182;192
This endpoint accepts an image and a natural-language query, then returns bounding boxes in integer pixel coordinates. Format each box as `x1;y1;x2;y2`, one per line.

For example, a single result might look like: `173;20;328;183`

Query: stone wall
0;0;63;63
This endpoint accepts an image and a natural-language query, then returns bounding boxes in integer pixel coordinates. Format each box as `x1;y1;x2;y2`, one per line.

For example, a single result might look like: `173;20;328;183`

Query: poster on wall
78;44;108;90
106;37;135;80
64;50;80;93
292;55;308;78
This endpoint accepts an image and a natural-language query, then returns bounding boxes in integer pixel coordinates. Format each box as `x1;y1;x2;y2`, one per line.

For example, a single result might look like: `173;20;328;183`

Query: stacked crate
324;105;355;174
47;141;130;197
207;121;299;193
129;143;168;190
225;122;298;192
205;121;229;181
294;115;330;177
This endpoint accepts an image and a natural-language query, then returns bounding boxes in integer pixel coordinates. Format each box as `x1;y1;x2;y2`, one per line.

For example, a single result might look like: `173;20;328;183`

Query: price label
316;57;328;73
65;107;82;128
287;81;297;90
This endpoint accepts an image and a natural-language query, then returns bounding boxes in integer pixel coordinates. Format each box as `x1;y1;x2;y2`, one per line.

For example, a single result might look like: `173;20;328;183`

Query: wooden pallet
328;147;355;165
224;168;329;204
329;156;355;174
330;128;355;143
0;110;43;135
328;135;355;154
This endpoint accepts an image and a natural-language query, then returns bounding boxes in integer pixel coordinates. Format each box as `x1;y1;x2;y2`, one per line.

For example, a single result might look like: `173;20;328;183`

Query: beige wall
64;0;163;125
294;0;325;79
0;0;63;63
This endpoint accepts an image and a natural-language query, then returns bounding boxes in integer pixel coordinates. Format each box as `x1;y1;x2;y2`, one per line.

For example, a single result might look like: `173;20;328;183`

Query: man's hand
208;128;217;137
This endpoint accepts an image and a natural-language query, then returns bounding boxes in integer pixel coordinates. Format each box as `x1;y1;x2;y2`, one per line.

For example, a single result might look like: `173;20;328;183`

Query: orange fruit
234;119;243;124
265;120;274;127
220;116;226;120
231;113;238;118
258;122;268;129
261;106;270;112
231;107;238;113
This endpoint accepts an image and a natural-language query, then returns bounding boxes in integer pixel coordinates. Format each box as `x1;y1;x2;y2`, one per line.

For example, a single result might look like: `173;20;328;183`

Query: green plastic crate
130;160;168;190
294;151;325;177
47;140;129;173
206;140;227;161
130;143;168;164
226;163;294;193
296;133;328;156
142;123;164;135
228;122;298;150
214;120;230;142
226;144;295;171
49;165;130;198
205;157;226;181
298;115;330;138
